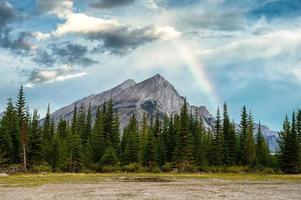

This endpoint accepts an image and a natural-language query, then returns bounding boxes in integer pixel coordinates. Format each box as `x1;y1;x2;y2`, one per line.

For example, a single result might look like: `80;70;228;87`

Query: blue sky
0;0;301;130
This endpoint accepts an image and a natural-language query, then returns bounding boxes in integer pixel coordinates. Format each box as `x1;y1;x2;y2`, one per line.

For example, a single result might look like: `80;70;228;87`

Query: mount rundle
49;74;277;150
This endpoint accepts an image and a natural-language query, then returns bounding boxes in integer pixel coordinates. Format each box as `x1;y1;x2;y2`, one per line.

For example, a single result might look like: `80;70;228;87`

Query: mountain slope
48;73;277;150
49;74;214;129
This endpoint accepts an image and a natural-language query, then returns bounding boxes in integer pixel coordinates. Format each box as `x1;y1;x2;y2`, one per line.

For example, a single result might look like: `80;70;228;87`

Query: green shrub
100;147;118;166
31;165;52;173
101;165;120;173
161;162;173;172
151;166;161;173
123;163;141;172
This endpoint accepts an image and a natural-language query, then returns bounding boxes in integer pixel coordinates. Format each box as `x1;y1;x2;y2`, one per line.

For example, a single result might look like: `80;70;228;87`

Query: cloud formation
38;12;181;55
25;65;87;87
0;29;35;53
89;0;136;8
36;0;73;18
0;0;15;28
32;42;98;67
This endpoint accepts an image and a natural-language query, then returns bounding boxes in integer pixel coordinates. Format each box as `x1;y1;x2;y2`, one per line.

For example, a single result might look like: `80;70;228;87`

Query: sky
0;0;301;131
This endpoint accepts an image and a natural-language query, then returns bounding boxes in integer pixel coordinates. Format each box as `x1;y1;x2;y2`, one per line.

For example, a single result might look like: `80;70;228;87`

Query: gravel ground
1;178;301;200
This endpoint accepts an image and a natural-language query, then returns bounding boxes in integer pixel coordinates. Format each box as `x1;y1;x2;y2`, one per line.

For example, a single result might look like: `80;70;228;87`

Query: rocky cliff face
49;74;214;129
48;73;277;150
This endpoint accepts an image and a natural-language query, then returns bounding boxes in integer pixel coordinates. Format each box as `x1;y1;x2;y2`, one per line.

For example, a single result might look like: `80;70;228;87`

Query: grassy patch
0;173;301;187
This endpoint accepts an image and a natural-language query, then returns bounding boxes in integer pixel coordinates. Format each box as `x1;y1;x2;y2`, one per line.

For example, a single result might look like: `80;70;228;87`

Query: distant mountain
45;74;278;151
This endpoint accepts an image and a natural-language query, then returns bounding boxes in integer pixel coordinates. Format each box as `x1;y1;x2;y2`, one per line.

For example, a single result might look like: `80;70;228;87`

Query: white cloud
53;13;120;37
26;65;87;87
198;29;301;64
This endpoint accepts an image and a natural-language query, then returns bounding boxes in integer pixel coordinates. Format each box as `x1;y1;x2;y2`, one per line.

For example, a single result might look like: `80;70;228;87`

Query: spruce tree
166;116;176;163
280;112;300;173
28;110;43;165
0;98;17;164
111;111;120;157
57;118;68;139
245;112;256;165
16;85;29;171
71;104;78;135
77;104;86;141
222;103;231;165
121;115;139;165
255;122;269;167
211;107;223;166
88;107;105;164
84;105;93;144
239;106;248;165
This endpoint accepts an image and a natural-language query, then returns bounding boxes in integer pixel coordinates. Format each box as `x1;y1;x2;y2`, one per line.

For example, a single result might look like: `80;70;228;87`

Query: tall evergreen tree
71;104;78;135
239;106;248;165
121;115;139;165
245;112;256;165
88;107;105;164
111;111;120;157
279;112;300;173
28;110;43;165
211;107;223;166
255;122;269;167
16;85;29;171
0;98;18;163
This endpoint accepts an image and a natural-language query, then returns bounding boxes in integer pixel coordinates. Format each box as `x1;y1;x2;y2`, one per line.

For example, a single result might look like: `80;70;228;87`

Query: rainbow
171;40;220;109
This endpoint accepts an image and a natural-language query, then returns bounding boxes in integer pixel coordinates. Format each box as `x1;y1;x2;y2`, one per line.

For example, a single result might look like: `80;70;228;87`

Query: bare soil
1;178;301;200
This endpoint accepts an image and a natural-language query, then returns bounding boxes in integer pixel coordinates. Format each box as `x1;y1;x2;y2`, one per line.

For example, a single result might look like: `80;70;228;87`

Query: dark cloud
32;42;98;67
90;25;172;55
0;1;15;28
0;28;34;54
32;50;56;66
89;0;135;8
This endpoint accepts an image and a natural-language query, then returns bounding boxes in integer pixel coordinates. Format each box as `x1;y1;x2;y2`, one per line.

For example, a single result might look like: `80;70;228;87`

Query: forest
0;86;300;174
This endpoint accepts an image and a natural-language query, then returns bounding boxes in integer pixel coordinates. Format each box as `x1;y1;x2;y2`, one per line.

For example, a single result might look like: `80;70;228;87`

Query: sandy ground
1;178;301;200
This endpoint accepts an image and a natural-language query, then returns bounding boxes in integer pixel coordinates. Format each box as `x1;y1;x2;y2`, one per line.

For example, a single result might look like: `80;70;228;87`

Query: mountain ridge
44;74;278;151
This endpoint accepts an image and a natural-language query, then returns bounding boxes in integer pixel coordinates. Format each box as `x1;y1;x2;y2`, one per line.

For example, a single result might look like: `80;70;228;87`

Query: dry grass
0;173;301;187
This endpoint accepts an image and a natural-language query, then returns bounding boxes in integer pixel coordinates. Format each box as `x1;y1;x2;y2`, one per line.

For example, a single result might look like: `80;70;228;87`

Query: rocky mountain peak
117;79;136;90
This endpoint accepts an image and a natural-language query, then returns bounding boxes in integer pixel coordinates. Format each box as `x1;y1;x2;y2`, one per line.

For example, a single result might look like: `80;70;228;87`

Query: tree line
0;86;300;173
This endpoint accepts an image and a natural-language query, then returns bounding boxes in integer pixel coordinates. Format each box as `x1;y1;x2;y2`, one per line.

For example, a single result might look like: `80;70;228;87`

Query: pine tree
121;115;139;165
71;104;78;135
77;104;86;141
211;107;223;166
280;112;300;173
143;128;157;168
49;135;60;172
83;105;93;144
193;115;208;167
88;107;105;164
139;113;148;163
28;110;43;165
57;118;68;139
245;112;256;165
176;99;194;170
0;98;17;164
166;116;176;163
222;103;231;165
66;133;82;172
16;85;29;171
100;146;118;167
111;111;120;157
255;122;269;167
239;106;248;165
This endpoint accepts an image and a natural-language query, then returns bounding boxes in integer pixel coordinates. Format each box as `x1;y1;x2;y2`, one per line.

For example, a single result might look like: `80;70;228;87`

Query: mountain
47;73;277;150
49;74;214;129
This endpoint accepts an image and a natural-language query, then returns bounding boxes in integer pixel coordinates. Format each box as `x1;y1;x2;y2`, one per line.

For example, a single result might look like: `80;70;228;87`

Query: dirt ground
1;178;301;200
